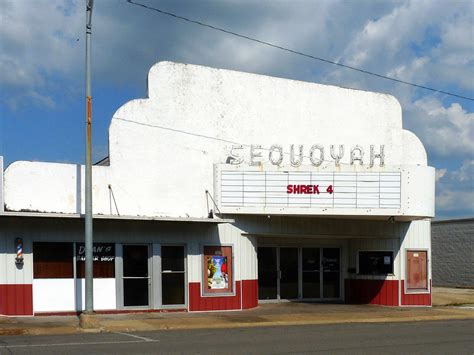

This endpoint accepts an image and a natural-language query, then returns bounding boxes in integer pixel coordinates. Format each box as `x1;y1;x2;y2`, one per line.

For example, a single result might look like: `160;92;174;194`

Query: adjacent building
0;62;435;315
431;218;473;288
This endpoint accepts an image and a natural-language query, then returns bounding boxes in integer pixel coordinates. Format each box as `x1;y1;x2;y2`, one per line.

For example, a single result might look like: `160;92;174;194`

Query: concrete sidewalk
432;287;474;306
1;287;473;336
1;302;473;336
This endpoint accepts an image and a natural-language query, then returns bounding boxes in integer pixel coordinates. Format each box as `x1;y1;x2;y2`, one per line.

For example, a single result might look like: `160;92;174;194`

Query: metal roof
0;211;234;223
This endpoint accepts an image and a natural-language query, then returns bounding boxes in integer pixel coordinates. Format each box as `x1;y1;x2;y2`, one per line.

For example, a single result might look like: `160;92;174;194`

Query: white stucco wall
3;62;434;218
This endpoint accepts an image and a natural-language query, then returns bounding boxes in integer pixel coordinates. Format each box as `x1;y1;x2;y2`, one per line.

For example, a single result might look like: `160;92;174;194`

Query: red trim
401;280;431;306
241;280;258;309
189;281;241;311
344;279;399;306
0;284;33;316
188;280;258;311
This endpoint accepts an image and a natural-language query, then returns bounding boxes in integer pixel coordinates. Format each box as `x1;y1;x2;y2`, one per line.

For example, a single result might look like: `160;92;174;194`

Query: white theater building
0;62;434;315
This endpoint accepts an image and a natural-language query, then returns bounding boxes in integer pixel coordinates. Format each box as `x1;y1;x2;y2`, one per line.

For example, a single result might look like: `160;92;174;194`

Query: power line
126;0;473;102
114;117;364;166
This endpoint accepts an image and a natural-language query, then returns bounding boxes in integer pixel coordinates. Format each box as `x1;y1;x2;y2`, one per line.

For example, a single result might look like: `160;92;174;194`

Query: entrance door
258;247;278;300
279;248;299;299
258;247;341;301
258;247;298;300
122;245;150;307
161;246;186;306
322;248;340;299
302;248;320;299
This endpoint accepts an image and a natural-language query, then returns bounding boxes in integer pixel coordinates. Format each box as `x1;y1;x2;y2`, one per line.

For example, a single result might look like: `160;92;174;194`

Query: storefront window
358;251;394;275
76;243;115;278
203;246;233;295
33;242;73;278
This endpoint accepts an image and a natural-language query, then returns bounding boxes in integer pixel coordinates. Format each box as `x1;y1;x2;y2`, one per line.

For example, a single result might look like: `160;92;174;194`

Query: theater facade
0;62;435;316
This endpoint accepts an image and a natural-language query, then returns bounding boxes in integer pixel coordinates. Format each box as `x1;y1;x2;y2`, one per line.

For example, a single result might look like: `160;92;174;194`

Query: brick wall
432;219;474;288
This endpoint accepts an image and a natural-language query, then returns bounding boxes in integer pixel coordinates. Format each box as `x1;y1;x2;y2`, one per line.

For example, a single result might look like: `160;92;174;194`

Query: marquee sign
214;166;401;213
228;144;385;167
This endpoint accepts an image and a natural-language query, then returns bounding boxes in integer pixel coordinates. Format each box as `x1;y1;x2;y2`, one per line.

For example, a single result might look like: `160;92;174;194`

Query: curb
1;312;473;336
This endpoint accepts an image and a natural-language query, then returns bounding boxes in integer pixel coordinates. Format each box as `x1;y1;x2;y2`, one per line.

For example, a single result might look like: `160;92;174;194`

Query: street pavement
0;302;473;336
0;319;472;354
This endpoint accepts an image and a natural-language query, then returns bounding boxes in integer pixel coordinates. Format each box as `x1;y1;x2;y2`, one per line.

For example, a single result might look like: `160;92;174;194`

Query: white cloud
448;159;474;184
435;168;447;182
0;0;83;109
387;56;430;83
407;97;474;158
436;190;474;213
436;160;474;217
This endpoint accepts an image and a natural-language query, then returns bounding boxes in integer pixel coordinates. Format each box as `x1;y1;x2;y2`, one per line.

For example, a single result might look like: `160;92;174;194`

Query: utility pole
84;0;94;314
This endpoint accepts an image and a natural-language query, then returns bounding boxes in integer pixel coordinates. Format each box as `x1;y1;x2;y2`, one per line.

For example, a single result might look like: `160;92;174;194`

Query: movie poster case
202;245;234;296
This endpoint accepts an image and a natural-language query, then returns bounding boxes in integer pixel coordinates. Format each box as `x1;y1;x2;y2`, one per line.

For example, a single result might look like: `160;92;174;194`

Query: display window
76;243;115;278
33;242;74;278
358;251;394;275
33;242;115;279
202;245;233;295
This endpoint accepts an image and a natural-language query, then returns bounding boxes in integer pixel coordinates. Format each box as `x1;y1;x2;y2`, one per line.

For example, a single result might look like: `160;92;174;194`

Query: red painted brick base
345;279;399;306
241;279;258;309
188;280;258;311
401;280;432;306
0;284;33;316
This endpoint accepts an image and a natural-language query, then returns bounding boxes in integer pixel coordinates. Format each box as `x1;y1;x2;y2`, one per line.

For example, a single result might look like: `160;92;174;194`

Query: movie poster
203;245;233;294
207;255;228;289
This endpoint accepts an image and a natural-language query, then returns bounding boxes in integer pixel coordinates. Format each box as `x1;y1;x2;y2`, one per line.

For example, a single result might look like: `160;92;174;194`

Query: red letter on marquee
326;185;333;194
287;185;293;194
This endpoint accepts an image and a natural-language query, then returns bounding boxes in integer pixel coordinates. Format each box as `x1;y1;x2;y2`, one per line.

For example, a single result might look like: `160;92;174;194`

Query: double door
121;244;186;308
258;247;340;301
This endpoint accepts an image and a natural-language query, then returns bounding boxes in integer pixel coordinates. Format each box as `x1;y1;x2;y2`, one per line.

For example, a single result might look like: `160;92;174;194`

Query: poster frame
200;243;236;297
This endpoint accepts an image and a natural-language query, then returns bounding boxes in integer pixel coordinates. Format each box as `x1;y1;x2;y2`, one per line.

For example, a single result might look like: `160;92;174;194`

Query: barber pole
15;238;23;264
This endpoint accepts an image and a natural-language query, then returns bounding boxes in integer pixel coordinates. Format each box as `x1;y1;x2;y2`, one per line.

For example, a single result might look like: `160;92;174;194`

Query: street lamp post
84;0;94;314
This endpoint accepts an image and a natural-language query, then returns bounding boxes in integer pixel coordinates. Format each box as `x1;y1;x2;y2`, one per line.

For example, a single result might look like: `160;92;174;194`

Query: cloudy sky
0;0;472;219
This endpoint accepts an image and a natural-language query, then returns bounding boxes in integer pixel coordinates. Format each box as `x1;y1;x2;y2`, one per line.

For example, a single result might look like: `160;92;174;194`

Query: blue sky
0;0;473;219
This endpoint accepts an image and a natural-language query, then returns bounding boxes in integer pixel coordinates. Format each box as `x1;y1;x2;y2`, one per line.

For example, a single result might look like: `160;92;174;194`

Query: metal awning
0;211;234;224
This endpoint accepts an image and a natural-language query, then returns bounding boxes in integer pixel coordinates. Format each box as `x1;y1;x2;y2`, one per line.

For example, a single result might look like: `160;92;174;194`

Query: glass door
279;248;299;299
302;248;320;299
161;246;186;306
122;245;150;307
322;248;340;299
258;247;278;300
257;247;340;301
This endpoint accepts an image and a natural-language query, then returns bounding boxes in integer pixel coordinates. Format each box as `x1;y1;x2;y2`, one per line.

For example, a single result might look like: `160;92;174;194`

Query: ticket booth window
406;250;428;290
358;251;394;275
